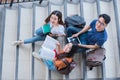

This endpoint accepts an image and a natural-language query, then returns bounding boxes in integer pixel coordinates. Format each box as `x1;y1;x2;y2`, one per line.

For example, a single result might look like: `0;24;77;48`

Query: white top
50;23;65;36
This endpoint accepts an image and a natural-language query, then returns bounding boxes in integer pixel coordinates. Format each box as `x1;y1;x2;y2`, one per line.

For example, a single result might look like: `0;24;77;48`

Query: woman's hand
52;58;57;62
56;42;60;46
56;42;61;53
59;34;66;37
49;33;58;37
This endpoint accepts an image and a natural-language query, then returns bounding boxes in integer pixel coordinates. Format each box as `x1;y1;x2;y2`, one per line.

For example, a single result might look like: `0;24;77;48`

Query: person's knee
66;26;73;32
35;28;43;35
66;26;78;37
66;27;74;36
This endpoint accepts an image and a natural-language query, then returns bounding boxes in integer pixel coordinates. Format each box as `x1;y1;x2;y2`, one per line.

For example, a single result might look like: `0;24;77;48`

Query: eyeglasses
97;20;105;26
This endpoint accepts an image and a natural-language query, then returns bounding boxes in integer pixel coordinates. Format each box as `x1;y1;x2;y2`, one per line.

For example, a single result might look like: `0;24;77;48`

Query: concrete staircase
0;0;120;80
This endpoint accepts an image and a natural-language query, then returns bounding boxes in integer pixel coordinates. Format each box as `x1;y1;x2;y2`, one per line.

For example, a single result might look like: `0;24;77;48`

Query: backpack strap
103;55;106;60
88;61;102;70
89;67;93;70
61;58;69;65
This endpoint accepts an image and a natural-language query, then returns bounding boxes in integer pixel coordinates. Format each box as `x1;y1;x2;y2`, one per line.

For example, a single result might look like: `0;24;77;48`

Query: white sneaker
32;52;42;61
12;40;23;46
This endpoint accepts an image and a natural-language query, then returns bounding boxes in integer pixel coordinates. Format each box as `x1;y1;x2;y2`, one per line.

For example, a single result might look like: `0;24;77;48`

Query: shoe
32;52;42;61
12;40;23;46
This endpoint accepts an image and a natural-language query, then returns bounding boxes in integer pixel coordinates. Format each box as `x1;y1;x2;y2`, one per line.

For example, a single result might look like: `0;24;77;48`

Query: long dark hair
45;10;64;25
57;44;79;59
66;45;79;57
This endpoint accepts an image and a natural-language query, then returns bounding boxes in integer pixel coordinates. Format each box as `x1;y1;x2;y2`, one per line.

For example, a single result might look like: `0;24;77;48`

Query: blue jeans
43;59;56;71
66;26;88;52
24;27;46;44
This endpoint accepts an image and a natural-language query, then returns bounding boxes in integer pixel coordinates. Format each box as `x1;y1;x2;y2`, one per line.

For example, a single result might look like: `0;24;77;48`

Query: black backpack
86;48;106;70
65;15;86;28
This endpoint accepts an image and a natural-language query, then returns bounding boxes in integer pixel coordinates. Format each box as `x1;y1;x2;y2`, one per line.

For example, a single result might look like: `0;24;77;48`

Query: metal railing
0;0;113;7
0;0;43;7
0;0;119;80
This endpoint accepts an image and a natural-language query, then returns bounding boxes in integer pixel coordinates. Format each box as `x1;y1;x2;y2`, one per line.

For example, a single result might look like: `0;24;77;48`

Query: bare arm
72;25;91;37
49;33;66;37
56;42;61;53
78;43;100;49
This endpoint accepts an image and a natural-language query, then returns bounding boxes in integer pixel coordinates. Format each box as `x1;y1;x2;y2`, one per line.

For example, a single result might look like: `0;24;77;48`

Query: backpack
86;48;106;70
65;15;86;28
54;52;77;75
54;57;77;75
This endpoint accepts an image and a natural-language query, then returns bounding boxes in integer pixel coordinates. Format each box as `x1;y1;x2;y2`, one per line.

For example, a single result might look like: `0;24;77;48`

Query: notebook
39;35;59;60
42;24;51;34
67;37;81;45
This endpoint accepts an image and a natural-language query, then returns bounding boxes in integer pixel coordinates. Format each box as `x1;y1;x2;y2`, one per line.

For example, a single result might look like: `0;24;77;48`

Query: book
42;24;51;34
67;37;81;45
39;35;59;60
